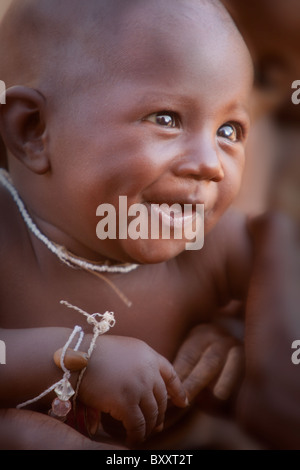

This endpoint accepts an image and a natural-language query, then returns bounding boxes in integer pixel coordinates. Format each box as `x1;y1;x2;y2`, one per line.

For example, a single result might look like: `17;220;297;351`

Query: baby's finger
139;391;163;438
113;405;146;445
213;345;244;400
153;380;169;430
159;357;188;408
182;342;227;402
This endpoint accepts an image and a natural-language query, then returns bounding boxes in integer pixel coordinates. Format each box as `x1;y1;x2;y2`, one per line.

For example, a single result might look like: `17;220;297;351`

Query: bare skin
237;213;300;449
0;409;127;450
0;0;254;449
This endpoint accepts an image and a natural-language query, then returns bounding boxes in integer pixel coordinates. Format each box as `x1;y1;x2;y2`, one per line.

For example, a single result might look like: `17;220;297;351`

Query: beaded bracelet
17;301;116;422
17;325;85;421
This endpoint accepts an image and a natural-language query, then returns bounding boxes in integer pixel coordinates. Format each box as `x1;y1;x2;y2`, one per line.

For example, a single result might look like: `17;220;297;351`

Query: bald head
0;0;243;98
0;0;117;90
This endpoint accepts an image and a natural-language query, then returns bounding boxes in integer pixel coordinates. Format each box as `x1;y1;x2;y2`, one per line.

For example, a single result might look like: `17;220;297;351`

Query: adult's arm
237;213;300;449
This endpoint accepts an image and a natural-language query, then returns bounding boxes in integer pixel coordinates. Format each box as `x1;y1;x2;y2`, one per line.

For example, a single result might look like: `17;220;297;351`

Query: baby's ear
0;86;50;174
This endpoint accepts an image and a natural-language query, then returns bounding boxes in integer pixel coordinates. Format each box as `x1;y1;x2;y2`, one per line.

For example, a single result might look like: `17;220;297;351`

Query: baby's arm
0;327;79;408
0;328;187;445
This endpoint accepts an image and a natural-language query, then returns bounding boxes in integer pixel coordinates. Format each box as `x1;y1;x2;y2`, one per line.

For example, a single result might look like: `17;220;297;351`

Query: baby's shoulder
178;208;252;305
180;208;250;265
206;208;251;257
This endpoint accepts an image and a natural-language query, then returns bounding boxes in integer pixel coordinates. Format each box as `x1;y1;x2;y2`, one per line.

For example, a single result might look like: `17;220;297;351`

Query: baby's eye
144;111;180;129
217;123;243;143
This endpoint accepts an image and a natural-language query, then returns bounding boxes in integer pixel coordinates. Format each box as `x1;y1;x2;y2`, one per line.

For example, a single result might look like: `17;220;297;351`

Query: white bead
55;379;75;401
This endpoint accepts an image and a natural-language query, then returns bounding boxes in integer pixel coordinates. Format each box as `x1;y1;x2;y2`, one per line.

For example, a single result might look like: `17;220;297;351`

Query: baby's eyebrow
129;86;251;127
135;91;194;108
223;102;250;116
135;89;251;111
220;102;251;127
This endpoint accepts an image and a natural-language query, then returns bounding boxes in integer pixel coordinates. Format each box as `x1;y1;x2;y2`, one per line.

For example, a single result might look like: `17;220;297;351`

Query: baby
0;0;254;449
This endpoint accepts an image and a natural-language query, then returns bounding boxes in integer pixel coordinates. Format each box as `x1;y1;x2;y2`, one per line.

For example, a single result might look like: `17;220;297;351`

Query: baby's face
44;2;252;264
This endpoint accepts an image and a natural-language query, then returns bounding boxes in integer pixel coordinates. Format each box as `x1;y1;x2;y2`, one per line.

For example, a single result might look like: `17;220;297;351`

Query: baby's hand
173;324;244;403
78;336;188;444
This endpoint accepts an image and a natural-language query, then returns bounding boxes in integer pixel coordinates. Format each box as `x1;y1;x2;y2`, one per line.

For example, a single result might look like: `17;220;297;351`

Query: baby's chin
116;238;193;265
102;218;214;265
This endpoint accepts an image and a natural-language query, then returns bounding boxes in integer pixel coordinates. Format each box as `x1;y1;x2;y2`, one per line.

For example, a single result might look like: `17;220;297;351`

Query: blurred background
0;0;11;18
222;0;300;222
0;0;12;168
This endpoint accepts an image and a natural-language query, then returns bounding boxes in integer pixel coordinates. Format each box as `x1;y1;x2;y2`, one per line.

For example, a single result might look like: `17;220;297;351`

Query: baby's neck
0;169;138;274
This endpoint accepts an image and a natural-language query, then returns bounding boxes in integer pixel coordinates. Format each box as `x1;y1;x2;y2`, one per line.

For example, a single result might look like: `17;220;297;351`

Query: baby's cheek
219;179;241;210
226;161;245;200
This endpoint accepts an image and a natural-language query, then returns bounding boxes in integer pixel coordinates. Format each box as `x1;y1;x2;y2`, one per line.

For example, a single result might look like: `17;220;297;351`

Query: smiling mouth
144;202;199;230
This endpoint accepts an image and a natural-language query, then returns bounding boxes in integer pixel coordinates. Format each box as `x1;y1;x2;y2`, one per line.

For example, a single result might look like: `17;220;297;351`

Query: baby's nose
172;133;224;182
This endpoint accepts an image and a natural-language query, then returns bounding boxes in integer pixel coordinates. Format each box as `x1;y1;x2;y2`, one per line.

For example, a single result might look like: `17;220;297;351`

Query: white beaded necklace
0;169;139;275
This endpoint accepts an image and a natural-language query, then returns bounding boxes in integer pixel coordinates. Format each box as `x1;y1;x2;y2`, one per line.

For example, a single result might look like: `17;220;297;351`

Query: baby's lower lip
145;202;196;229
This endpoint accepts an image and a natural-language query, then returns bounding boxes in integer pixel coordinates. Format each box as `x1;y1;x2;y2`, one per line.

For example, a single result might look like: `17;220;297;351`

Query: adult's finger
213;345;244;400
181;341;230;402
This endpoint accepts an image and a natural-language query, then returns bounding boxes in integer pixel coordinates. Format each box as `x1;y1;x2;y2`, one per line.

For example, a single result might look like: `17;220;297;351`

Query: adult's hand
0;408;127;450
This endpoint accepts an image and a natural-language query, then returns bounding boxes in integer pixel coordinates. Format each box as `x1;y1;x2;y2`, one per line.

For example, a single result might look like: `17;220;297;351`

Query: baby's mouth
144;201;199;230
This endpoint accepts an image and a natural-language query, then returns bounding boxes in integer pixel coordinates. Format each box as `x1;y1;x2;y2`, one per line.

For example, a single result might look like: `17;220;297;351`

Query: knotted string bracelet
17;301;116;421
